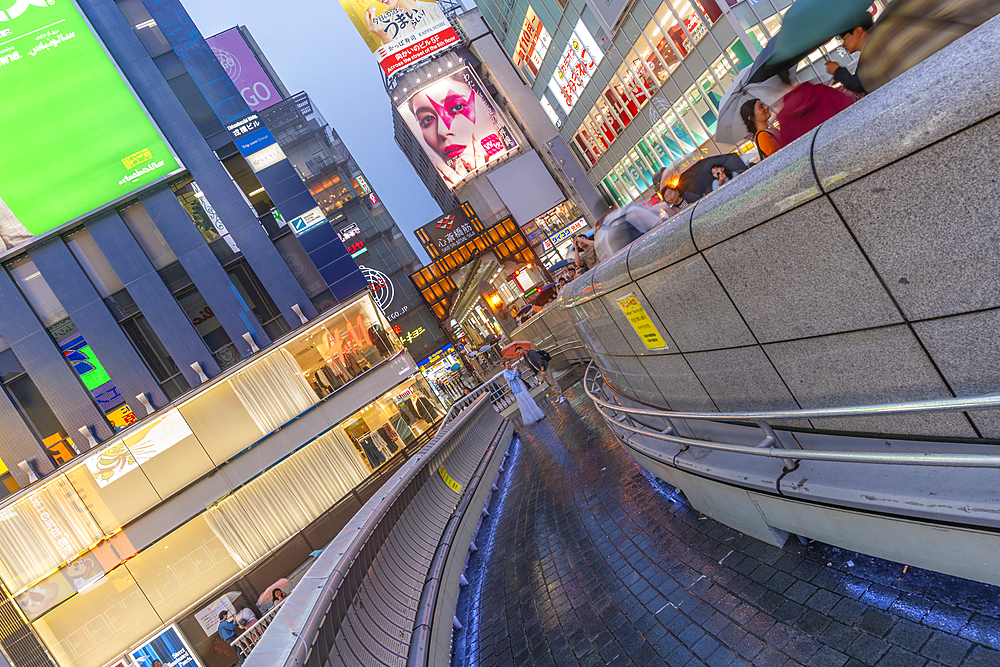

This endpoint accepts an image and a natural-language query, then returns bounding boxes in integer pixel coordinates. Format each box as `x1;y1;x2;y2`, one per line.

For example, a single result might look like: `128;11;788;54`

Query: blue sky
185;0;448;265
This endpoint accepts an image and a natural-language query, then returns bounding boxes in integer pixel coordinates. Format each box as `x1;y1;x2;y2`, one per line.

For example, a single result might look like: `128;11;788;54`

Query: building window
226;261;290;340
66;229;126;299
175;286;241;370
0;350;75;469
120;202;178;270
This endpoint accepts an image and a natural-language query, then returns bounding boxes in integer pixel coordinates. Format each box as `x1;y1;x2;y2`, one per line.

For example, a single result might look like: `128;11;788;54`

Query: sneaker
557;396;566;404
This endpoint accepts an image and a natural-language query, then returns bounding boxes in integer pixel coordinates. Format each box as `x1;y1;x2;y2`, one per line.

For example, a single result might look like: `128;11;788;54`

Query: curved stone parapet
521;14;1000;440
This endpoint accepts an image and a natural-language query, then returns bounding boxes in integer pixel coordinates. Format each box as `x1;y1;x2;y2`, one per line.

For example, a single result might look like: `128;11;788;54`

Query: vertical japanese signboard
0;0;180;254
339;0;460;76
547;19;604;115
514;7;552;82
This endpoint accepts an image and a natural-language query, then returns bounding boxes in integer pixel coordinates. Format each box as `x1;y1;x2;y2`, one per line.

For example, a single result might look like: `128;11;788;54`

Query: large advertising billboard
0;0;181;253
397;67;519;189
206;27;284;112
340;0;460;76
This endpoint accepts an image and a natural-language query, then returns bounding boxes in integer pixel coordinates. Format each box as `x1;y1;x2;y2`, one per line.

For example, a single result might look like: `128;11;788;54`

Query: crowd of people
556;16;881;277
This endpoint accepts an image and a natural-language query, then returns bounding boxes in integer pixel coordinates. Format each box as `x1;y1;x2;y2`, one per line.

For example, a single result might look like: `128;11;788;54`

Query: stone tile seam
682;236;808;417
808;127;983;441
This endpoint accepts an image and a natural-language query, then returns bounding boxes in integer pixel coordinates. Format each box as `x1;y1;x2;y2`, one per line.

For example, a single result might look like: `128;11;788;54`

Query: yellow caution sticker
617;293;668;350
439;465;462;493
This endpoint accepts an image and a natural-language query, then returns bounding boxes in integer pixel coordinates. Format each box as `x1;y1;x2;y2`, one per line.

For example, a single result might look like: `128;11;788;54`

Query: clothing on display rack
343;348;364;376
359;435;386;468
368;326;390;356
361;344;382;367
319;366;343;391
414;395;440;423
376;423;400;454
400;398;420;424
393;415;414;444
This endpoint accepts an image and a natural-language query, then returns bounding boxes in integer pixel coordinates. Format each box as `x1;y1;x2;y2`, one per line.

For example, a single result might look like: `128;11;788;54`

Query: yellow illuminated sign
617;293;668;350
439;465;462;493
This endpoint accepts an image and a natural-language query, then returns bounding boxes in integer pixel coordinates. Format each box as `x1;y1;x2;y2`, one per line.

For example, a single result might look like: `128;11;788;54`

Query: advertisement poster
194;592;239;636
206;28;283;112
340;0;459;76
547;20;604;115
131;625;203;667
398;67;519;189
0;0;180;254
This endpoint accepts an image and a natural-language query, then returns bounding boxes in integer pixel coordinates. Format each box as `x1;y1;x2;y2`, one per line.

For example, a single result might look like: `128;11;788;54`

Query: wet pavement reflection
454;369;1000;667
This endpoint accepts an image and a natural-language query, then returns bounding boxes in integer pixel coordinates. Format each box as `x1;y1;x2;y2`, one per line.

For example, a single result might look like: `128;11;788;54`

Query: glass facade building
0;2;449;666
259;93;449;362
473;0;887;205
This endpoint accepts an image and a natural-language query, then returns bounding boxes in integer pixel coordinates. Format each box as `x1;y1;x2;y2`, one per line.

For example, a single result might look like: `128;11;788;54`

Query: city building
204;26;449;363
387;8;610;350
470;0;890;205
0;2;447;667
391;10;609;272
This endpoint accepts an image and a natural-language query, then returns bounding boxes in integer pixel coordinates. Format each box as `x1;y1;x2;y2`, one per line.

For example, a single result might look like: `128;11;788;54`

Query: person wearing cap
825;16;873;95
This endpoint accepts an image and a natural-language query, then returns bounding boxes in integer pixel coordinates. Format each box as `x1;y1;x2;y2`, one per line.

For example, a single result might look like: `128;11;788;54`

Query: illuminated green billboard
0;0;181;252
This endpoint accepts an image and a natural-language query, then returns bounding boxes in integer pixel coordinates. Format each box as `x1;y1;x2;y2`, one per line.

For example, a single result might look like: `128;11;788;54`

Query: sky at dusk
184;0;454;265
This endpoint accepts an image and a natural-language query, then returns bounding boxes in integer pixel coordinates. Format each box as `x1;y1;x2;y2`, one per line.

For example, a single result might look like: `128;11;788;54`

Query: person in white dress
503;360;546;425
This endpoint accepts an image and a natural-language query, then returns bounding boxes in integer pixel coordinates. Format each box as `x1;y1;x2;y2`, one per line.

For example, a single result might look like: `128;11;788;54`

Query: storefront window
283;294;401;400
338;374;441;471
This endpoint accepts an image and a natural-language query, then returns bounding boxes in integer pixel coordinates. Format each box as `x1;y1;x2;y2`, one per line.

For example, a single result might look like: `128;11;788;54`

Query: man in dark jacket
517;346;565;404
825;16;872;95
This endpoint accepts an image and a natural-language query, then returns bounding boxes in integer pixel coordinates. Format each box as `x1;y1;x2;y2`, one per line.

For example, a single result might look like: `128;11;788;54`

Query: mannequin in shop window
368;324;393;357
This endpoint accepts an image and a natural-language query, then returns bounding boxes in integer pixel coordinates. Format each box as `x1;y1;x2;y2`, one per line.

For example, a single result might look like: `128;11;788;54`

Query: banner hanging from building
340;0;460;76
398;66;519;189
0;0;181;255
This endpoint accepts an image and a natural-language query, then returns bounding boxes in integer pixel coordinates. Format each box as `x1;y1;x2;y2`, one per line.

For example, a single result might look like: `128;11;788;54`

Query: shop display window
124;515;242;622
284;294;402;400
338;375;442;472
571;0;723;170
33;564;161;667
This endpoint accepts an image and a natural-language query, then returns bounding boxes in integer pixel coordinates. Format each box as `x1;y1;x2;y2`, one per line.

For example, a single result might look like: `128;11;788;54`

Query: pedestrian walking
741;98;782;159
517;345;566;404
503;361;546;425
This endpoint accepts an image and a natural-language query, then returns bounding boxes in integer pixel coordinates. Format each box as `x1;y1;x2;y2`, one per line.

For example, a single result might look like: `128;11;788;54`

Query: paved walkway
454;369;1000;667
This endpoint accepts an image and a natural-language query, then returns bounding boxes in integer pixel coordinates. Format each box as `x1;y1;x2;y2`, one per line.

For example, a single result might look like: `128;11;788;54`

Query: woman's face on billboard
410;76;481;166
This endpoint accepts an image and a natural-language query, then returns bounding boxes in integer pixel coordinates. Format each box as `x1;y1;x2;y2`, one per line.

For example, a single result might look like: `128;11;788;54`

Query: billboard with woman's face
398;67;520;190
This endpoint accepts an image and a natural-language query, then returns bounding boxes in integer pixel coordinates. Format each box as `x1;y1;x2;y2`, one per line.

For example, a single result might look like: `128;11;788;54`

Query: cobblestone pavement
453;370;1000;667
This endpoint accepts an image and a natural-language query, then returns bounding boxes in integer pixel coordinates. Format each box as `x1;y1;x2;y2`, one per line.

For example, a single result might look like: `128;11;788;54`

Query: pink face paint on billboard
207;28;283;112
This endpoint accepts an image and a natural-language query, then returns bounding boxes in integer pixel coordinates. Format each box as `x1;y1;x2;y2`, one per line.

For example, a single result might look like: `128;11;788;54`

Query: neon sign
346;239;367;257
401;327;426;344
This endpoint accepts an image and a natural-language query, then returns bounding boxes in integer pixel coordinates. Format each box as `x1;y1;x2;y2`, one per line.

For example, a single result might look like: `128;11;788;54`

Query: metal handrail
584;362;1000;468
244;393;494;667
440;340;587;422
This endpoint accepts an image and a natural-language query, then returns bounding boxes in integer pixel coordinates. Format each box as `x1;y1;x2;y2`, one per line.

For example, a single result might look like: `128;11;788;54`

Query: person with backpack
517;345;566;404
